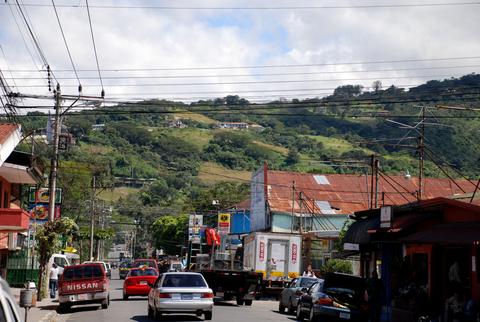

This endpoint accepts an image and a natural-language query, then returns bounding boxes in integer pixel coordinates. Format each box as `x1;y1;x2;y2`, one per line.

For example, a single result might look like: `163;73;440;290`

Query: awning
344;216;379;245
0;162;39;184
401;222;480;245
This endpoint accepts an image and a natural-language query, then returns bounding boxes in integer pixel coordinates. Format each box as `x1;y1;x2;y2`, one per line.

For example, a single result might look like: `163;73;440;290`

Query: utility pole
89;176;96;261
418;107;426;200
370;155;375;209
48;84;61;221
290;181;295;233
374;159;380;208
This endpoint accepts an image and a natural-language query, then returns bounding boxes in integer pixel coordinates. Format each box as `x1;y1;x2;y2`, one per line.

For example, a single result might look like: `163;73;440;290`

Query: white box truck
243;232;301;281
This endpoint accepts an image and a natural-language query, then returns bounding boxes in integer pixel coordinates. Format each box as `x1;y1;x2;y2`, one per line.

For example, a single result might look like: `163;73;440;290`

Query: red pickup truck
58;263;110;312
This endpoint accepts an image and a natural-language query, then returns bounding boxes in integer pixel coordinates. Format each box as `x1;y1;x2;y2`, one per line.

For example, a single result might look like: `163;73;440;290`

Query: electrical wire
5;56;480;73
3;2;480;10
51;0;81;88
85;0;104;98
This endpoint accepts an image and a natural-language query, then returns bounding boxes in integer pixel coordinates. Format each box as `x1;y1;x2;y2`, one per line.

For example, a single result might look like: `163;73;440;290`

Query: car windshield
162;274;207;288
133;260;156;268
130;268;158;277
299;278;318;288
63;265;103;280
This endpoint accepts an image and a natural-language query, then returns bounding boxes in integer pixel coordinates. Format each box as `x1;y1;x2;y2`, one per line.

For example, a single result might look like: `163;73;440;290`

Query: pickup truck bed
200;270;262;305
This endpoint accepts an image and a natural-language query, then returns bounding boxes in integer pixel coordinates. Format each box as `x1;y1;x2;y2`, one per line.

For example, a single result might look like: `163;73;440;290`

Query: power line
51;0;81;88
85;0;104;98
4;56;480;73
5;72;475;87
3;2;480;10
5;64;480;78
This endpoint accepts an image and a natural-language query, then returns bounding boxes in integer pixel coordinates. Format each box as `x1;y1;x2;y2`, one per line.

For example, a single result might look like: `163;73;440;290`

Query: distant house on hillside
217;122;249;130
249;165;476;267
169;119;187;128
92;123;106;131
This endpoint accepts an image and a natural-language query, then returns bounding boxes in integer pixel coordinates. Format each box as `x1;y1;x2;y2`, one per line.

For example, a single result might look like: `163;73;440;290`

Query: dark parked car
279;277;321;314
296;273;368;322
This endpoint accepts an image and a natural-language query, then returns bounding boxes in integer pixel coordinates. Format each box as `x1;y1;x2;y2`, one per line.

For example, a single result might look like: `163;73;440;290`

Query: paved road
63;270;292;322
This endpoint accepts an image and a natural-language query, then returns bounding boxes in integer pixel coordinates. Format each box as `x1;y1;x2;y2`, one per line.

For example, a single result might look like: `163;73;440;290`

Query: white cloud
0;0;479;105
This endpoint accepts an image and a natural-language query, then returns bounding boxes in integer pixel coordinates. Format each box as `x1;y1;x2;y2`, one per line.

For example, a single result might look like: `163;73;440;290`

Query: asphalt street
62;270;292;322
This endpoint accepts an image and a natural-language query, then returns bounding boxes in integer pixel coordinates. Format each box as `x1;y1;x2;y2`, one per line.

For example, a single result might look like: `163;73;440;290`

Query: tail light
159;293;171;298
315;297;333;306
102;282;107;291
202;293;214;299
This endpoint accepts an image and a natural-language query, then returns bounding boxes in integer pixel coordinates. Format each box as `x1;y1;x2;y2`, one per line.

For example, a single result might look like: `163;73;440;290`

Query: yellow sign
218;213;231;233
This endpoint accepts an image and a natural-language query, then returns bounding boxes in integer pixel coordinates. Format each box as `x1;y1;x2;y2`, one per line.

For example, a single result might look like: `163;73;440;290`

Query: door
267;240;288;278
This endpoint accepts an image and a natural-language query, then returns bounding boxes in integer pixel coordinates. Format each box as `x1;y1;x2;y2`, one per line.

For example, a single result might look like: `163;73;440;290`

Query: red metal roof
0;124;19;145
265;170;476;215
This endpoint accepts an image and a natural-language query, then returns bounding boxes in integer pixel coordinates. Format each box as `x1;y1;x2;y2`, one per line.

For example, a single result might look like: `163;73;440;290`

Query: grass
174;113;217;124
253;140;288;155
80;144;113;155
168;128;213;149
198;162;251;184
98;187;140;202
306;135;374;154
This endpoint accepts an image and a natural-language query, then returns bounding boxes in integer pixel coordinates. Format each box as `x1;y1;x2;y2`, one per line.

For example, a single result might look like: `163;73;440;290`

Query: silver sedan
148;272;214;320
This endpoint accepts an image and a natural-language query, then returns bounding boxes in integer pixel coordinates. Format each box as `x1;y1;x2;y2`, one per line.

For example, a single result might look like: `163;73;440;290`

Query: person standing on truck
302;264;315;277
50;263;59;299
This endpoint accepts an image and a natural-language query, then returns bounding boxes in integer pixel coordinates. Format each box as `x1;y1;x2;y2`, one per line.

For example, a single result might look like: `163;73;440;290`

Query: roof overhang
0;162;40;184
0;125;22;167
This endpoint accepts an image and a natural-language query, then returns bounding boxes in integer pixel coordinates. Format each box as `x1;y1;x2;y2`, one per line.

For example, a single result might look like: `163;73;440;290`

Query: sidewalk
11;287;67;322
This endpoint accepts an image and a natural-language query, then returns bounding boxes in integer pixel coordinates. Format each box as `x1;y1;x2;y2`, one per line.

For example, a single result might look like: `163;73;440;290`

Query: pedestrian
302;264;315;277
367;270;382;322
50;263;59;299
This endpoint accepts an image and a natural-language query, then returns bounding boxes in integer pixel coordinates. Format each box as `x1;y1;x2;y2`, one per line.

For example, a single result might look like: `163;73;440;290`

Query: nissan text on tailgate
58;263;110;312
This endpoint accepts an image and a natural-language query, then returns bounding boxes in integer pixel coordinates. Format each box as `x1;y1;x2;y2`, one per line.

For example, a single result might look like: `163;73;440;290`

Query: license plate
77;294;88;301
140;281;148;285
181;294;193;300
339;312;350;320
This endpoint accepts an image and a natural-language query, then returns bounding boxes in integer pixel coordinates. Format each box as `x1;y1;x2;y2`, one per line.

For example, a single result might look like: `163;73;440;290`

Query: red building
0;124;43;279
345;197;480;322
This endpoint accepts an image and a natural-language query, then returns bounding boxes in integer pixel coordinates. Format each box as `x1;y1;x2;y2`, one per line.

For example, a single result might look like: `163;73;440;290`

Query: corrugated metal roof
0;124;19;144
266;170;476;215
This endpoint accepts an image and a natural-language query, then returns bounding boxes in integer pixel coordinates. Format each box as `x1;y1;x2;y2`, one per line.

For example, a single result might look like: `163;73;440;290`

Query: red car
123;267;159;300
132;258;159;271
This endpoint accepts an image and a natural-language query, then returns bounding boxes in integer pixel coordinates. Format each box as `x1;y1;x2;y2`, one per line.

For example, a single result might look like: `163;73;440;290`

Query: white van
48;254;71;275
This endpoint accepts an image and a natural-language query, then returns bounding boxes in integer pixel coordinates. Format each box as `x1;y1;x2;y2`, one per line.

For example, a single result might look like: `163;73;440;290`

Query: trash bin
19;289;34;308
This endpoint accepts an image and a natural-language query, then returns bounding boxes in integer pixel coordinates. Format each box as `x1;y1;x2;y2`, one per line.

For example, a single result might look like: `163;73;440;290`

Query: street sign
380;206;392;228
188;214;203;241
217;213;231;234
28;187;62;204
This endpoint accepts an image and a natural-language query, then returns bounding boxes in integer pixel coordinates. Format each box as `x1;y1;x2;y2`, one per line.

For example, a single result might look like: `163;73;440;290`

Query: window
299;278;318;288
290;279;298;288
54;257;68;268
308;282;321;295
130;269;158;277
63;265;103;280
162;274;207;288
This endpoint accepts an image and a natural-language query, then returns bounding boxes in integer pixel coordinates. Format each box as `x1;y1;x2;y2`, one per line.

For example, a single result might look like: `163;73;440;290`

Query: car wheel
204;311;213;320
244;299;253;306
279;301;286;313
288;300;295;314
57;303;70;313
123;293;129;300
296;304;303;321
148;305;154;318
101;296;109;309
309;307;318;322
236;298;244;305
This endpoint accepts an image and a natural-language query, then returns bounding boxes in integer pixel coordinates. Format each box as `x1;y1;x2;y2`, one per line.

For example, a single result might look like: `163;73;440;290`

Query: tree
285;148;300;165
152;215;189;255
372;80;382;93
36;218;78;300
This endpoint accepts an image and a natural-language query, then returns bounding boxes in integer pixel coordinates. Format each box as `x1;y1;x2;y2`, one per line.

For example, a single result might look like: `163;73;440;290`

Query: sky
1;0;480;108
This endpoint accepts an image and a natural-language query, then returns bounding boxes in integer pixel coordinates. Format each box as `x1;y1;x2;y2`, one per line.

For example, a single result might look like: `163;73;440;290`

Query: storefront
345;197;480;322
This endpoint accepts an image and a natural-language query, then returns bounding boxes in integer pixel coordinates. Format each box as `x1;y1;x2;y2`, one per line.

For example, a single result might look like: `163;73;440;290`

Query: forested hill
19;74;480;218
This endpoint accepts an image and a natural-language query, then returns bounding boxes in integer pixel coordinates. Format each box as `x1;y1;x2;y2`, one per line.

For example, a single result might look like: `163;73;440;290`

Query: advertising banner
217;213;231;234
